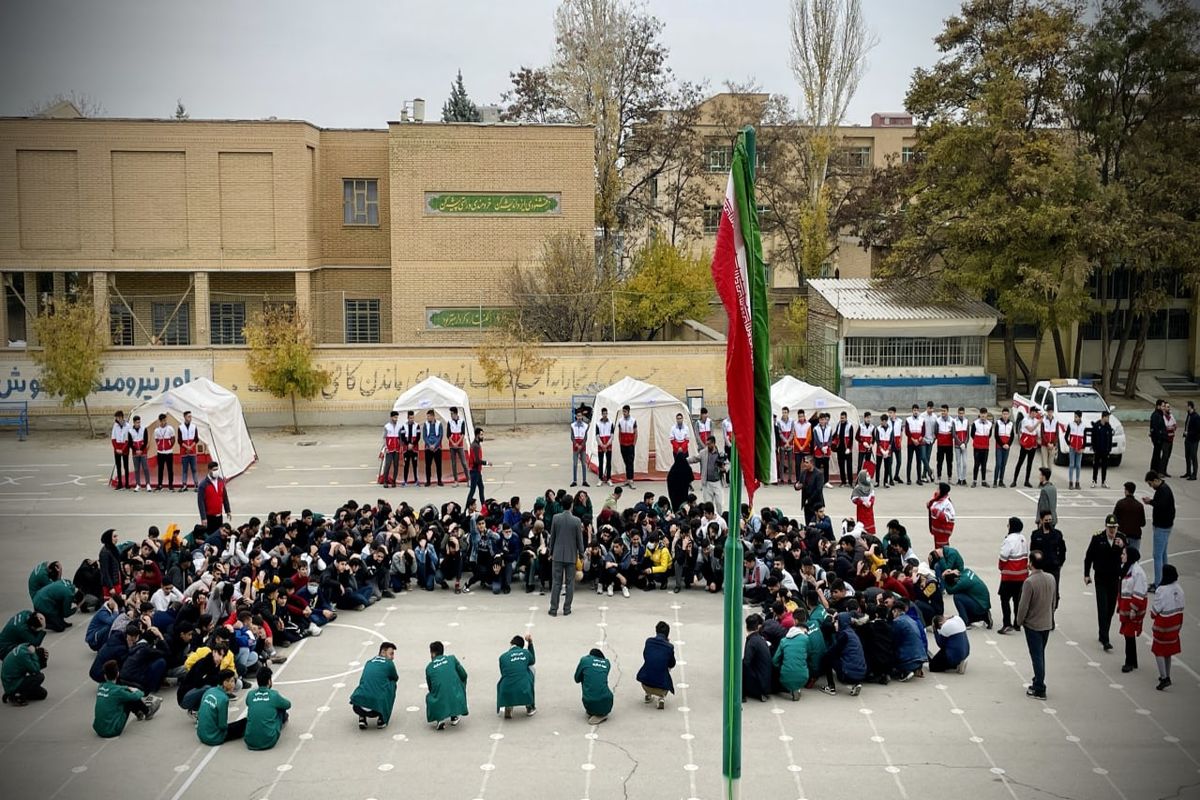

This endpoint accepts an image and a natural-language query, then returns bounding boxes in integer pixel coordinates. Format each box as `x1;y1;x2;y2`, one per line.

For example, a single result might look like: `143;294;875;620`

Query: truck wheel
1109;454;1122;467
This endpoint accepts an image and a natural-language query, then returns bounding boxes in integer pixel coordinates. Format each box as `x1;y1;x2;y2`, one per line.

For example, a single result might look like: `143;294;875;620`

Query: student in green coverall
33;579;77;632
350;642;399;730
245;666;291;750
197;670;245;745
496;633;536;719
93;659;162;737
425;640;469;731
573;648;613;725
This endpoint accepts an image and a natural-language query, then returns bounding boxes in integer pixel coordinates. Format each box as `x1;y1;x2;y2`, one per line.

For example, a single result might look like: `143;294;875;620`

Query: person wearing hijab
1116;547;1147;673
666;452;692;511
1150;564;1184;691
850;470;876;535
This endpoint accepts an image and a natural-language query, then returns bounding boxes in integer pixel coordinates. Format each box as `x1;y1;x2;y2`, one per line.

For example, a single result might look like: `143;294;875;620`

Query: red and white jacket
793;419;812;454
383;420;403;453
1041;414;1059;447
857;422;876;454
670;423;691;454
935;416;954;447
1066;421;1087;453
875;421;892;458
571;420;589;453
1151;583;1184;657
927;494;955;547
178;421;199;456
618;416;638;447
111;421;130;455
971;418;993;451
128;426;148;457
154;424;176;456
812;423;833;458
994;419;1014;449
852;492;876;535
403;422;420;451
952;416;969;448
776;417;795;449
998;531;1029;583
1019;417;1040;450
447;417;467;449
594;418;614;452
905;414;924;447
695;417;712;445
1118;562;1148;638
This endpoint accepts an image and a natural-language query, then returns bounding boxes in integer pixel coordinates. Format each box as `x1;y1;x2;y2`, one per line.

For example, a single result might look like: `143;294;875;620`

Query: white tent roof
768;376;858;482
391;376;475;445
586;377;695;476
131;377;257;479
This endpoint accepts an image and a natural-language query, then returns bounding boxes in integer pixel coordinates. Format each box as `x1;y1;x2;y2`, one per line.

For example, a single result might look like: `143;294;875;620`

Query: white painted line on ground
1054;624;1200;769
475;604;537;800
856;698;909;798
164;637;309;800
274;466;378;471
934;683;1019;800
670;604;699;800
770;698;807;798
988;635;1129;800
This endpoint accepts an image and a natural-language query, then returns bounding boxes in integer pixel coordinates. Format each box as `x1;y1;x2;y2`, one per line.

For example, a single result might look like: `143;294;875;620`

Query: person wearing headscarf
850;470;876;535
666;452;692;511
1116;546;1147;673
1150;565;1184;691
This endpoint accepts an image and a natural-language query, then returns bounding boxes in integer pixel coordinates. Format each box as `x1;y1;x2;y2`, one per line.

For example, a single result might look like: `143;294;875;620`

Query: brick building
0;104;594;348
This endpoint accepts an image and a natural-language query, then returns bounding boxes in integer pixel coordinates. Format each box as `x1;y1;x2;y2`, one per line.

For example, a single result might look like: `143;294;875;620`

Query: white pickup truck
1012;379;1125;466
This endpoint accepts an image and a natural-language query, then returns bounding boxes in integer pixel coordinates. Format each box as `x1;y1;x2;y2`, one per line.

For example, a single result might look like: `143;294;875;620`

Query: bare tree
27;90;105;118
510;232;611;342
788;0;876;278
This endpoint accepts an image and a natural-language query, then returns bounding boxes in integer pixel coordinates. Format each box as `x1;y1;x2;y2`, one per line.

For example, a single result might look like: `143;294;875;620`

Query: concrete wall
842;375;998;415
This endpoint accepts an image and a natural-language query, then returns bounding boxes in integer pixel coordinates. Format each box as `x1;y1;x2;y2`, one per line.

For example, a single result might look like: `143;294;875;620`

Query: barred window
343;178;379;226
110;303;134;347
704;142;732;173
836;145;872;173
151;302;190;346
703;204;722;234
210;302;246;345
345;298;380;344
843;336;984;368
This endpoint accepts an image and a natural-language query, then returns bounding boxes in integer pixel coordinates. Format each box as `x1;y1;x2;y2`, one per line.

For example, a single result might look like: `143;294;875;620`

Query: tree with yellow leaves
617;237;712;340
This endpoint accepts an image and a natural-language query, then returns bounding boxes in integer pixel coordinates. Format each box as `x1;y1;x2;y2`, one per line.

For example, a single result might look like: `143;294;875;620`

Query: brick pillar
91;272;108;345
295;271;312;334
0;272;7;347
194;272;210;346
23;270;38;346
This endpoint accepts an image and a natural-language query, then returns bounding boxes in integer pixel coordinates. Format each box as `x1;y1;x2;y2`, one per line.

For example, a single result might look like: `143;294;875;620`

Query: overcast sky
0;0;960;126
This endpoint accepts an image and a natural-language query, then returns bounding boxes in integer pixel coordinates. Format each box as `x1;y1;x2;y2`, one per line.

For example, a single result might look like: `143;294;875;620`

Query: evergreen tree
442;70;481;122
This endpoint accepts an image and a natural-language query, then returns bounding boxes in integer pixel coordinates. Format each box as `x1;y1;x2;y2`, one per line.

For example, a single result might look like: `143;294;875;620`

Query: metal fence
771;342;840;393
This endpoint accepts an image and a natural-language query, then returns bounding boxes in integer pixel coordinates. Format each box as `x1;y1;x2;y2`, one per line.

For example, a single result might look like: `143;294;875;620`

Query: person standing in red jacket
927;482;955;548
111;411;131;490
197;462;231;533
465;427;489;508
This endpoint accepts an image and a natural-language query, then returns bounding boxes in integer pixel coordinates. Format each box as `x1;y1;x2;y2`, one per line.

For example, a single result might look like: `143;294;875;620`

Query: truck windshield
1054;391;1109;414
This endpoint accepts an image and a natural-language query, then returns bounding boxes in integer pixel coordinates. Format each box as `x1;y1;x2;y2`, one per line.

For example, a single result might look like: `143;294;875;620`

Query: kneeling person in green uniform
574;648;613;725
2;643;48;706
425;640;468;731
0;610;45;660
33;579;77;632
197;670;245;745
350;642;398;730
497;633;536;719
93;659;162;736
245;666;291;750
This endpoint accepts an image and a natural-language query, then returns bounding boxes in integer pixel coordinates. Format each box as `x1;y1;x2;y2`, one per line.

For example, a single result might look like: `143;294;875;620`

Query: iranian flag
711;127;771;501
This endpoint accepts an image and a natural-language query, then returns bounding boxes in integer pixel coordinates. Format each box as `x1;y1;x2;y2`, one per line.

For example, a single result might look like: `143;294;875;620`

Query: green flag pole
722;431;744;800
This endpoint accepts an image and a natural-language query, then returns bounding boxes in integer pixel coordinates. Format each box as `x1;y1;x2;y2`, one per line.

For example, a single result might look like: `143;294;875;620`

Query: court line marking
274;623;385;686
987;636;1128;800
164;637;309;800
857;695;909;798
670;603;698;800
934;683;1018;800
475;604;539;800
770;697;807;798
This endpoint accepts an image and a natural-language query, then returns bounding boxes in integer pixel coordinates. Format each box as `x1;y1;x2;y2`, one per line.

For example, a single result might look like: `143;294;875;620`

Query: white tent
769;376;859;483
130;377;257;480
390;376;476;443
586;377;695;479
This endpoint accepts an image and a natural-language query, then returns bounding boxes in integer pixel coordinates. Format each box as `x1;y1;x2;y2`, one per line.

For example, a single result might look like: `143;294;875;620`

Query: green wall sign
426;307;516;329
425;192;561;215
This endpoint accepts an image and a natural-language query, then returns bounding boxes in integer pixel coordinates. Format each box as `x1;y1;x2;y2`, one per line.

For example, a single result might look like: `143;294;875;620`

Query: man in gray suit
548;506;586;617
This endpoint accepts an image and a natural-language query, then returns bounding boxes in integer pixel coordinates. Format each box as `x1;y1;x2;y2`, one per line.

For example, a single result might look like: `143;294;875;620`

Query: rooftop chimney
412;98;425;123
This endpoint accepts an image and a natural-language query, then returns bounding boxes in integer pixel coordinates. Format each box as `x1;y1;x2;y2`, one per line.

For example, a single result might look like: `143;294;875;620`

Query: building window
704;142;732;173
344;298;380;344
110;303;134;347
343;178;379;226
837;145;872;173
703;204;722;234
901;146;915;164
151;302;190;346
843;336;984;368
210;302;246;345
